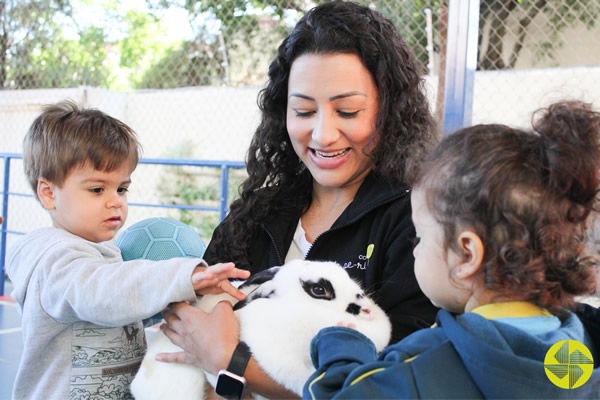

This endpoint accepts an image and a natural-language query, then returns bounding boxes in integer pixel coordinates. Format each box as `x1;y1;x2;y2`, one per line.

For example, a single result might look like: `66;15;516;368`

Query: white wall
1;66;599;244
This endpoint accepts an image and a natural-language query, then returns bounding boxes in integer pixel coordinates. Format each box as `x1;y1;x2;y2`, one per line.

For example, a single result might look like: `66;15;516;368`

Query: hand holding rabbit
131;260;391;399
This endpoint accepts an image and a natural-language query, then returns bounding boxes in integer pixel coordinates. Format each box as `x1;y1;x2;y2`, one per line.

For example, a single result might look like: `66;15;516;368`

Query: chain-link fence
473;0;600;128
1;0;599;243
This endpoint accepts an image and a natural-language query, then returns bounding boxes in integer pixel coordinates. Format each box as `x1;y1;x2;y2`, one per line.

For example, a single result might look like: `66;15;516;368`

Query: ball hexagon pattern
115;217;206;261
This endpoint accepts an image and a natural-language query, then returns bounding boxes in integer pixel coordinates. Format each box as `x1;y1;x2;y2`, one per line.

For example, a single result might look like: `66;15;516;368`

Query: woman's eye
338;110;359;118
295;109;315;118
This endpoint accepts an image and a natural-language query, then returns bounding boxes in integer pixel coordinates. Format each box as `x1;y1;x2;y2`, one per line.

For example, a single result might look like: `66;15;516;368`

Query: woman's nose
311;111;339;146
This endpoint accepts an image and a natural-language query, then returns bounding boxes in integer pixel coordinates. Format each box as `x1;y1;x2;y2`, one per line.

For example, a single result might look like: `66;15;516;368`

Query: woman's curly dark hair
416;101;600;314
211;1;437;269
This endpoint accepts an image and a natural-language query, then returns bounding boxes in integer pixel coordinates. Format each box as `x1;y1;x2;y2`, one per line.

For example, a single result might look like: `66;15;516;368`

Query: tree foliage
141;0;292;87
0;0;116;89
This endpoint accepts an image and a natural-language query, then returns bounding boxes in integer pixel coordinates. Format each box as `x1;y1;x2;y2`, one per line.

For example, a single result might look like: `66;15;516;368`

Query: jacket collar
334;171;410;228
471;302;553;319
262;171;410;256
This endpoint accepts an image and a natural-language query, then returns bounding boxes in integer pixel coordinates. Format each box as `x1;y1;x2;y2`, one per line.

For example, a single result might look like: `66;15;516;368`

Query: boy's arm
38;239;201;326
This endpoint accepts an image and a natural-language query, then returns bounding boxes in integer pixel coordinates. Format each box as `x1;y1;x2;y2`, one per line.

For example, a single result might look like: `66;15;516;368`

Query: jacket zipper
305;188;410;259
264;226;285;265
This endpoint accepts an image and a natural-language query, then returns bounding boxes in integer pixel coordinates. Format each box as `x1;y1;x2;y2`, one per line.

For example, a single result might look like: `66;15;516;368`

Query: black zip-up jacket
204;172;438;343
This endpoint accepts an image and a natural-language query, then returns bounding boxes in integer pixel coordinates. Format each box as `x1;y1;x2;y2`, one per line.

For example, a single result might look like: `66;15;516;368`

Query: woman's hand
157;300;240;375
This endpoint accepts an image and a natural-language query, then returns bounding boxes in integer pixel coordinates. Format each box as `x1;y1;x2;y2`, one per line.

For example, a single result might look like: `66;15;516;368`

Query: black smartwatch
215;341;252;400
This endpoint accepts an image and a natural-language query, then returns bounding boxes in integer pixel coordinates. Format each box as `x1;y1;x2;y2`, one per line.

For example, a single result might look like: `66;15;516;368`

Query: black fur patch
233;289;276;311
302;278;335;300
237;267;280;291
346;303;361;315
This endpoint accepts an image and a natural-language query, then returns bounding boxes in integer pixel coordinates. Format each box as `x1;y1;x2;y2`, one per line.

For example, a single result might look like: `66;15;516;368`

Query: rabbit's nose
346;303;361;315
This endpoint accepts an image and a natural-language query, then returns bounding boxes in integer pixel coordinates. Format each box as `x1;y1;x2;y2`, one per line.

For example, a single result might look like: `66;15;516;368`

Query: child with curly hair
306;100;600;398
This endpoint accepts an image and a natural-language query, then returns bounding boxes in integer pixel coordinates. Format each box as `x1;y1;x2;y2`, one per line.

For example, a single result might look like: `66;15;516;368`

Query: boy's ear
455;231;484;280
37;179;56;210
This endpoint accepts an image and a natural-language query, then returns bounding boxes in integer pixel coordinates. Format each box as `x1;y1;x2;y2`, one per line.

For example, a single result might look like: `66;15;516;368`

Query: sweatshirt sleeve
304;327;378;399
304;327;422;400
37;238;201;326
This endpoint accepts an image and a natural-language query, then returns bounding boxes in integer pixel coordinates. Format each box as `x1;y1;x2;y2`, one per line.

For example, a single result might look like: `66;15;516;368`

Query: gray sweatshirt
6;227;203;400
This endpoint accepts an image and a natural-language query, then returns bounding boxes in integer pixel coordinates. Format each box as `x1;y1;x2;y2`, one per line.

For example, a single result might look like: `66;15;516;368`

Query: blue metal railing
0;153;245;296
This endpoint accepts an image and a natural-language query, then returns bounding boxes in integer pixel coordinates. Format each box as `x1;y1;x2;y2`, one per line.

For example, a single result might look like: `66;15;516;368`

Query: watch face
216;370;247;400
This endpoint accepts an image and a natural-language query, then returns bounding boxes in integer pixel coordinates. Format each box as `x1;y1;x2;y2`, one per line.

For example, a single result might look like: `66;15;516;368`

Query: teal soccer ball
115;217;206;261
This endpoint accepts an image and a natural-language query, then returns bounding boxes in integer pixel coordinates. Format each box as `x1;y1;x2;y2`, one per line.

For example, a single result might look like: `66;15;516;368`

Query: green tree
118;9;170;89
0;0;118;89
143;0;294;86
136;25;226;88
26;26;112;88
0;0;70;88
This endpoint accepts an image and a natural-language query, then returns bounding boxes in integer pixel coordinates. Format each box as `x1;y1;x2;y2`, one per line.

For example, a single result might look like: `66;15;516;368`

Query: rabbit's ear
238;266;280;290
233;267;280;311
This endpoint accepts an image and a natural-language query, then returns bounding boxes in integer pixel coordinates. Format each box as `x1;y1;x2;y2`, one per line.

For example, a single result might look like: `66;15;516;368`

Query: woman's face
286;53;379;192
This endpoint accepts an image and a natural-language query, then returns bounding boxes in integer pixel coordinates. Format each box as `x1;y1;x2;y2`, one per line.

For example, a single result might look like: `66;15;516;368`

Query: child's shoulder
15;227;82;248
10;227;118;261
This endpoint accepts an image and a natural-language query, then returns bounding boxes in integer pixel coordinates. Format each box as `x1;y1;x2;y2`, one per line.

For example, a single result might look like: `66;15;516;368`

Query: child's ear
454;231;484;280
37;179;56;210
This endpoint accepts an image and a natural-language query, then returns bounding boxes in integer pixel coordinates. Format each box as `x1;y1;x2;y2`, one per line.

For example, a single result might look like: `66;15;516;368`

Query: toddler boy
6;100;249;399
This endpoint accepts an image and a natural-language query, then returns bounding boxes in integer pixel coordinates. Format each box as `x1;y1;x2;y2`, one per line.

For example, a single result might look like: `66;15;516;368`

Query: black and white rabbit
130;259;391;399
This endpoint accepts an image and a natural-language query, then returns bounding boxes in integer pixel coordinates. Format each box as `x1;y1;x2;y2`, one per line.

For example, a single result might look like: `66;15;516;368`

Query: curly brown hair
416;101;600;313
211;1;437;269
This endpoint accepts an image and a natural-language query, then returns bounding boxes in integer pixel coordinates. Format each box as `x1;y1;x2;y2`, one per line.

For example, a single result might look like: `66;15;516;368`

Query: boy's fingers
192;271;214;284
218;281;246;301
230;269;251;279
206;262;235;274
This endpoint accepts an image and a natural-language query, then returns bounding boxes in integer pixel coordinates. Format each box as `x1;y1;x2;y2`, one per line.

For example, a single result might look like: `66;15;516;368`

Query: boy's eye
90;188;103;194
117;187;129;194
410;236;421;248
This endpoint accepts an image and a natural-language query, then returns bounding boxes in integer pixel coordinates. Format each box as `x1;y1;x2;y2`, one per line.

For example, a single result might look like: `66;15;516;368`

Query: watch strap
227;341;252;376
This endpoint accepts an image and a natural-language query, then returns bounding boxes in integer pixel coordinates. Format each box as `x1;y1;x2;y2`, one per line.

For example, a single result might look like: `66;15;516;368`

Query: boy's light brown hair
23;100;141;200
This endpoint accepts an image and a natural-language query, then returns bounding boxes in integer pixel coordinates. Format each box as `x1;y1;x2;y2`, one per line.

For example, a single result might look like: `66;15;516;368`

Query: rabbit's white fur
130;259;391;399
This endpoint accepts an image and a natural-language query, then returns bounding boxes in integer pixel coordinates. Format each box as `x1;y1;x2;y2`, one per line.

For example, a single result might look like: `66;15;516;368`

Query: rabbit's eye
311;285;326;296
302;278;335;300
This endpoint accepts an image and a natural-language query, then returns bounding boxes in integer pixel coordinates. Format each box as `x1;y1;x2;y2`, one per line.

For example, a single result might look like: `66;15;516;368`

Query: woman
159;2;439;398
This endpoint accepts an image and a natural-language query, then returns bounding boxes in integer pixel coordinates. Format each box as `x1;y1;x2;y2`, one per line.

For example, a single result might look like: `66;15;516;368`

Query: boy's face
40;162;131;243
410;188;468;313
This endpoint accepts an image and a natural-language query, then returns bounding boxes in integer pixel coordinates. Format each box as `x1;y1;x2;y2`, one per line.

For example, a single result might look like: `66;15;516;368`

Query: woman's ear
454;231;484;280
37;179;56;210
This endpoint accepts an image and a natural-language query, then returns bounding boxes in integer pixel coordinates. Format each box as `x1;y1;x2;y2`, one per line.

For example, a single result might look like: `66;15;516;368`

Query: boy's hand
191;262;250;301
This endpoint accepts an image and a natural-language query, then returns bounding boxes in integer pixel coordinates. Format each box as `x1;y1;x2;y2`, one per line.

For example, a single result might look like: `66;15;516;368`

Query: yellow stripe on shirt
350;367;386;386
308;372;326;400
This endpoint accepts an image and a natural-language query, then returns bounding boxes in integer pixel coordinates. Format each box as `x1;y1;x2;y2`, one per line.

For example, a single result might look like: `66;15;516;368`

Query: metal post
442;0;480;135
425;8;435;77
1;157;10;296
220;165;230;222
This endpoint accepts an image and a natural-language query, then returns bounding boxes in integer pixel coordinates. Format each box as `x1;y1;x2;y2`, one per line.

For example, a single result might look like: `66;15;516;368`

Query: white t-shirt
285;219;312;262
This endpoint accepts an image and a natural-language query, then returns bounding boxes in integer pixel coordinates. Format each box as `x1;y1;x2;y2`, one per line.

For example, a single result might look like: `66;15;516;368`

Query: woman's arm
158;301;299;399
